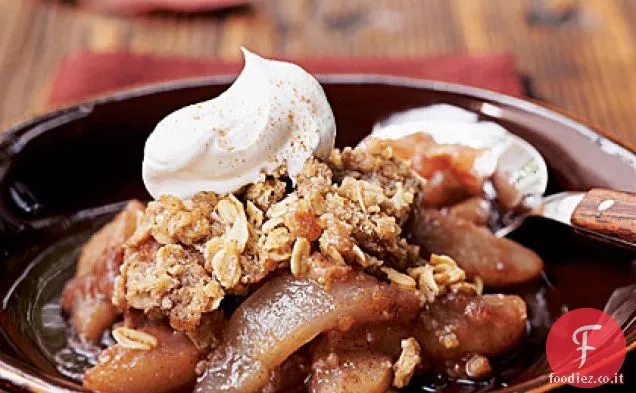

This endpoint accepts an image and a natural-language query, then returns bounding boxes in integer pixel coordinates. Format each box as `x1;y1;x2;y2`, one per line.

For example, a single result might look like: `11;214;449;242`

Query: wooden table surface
1;0;636;150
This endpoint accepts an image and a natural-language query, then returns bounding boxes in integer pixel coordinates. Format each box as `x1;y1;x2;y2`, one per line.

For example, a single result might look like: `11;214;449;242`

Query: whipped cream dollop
143;48;336;199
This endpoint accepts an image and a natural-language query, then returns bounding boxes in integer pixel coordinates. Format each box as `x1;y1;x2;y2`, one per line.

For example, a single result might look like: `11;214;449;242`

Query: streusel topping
114;140;473;332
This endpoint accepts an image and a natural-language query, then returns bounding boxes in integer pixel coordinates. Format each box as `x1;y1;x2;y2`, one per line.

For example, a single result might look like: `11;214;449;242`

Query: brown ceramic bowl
0;76;634;393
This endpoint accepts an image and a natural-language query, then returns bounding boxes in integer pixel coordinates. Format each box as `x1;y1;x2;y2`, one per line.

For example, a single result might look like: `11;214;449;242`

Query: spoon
371;104;636;249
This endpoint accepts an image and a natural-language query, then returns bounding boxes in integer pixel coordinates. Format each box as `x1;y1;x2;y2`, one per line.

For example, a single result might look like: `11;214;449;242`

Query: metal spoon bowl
371;104;636;249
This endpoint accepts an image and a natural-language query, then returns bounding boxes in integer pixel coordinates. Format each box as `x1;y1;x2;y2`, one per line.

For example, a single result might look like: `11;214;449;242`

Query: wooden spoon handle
571;188;636;244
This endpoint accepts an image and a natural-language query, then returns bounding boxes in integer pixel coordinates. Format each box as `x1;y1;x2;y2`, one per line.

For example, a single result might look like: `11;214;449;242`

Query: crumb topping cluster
113;141;476;332
393;337;422;388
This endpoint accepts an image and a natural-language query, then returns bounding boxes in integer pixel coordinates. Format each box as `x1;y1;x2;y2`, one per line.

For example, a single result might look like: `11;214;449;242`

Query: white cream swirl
142;48;336;199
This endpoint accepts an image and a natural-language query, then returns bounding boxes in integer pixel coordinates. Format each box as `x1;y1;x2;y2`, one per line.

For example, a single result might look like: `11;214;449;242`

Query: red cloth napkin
48;52;522;106
76;0;252;14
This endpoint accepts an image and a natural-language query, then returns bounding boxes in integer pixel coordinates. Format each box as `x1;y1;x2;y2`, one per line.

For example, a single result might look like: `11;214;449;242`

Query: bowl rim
2;74;634;160
0;75;633;393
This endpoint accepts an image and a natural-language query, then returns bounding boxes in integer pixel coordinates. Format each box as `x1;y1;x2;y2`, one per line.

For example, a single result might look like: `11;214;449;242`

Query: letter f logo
572;324;602;368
